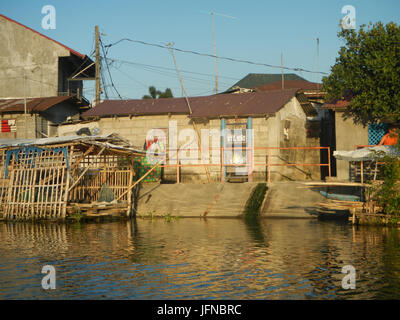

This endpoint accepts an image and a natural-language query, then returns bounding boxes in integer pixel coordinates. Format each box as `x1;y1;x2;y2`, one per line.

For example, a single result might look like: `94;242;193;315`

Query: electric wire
104;38;329;75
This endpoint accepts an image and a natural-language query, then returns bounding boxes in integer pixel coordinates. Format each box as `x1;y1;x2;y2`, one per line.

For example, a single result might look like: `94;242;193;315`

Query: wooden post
327;147;331;178
126;158;134;217
117;159;163;201
267;148;271;184
177;149;180;184
220;146;224;183
360;161;364;184
68;146;106;192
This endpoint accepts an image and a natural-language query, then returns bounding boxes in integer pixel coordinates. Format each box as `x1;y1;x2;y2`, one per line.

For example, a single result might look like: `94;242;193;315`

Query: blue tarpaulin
4;146;69;178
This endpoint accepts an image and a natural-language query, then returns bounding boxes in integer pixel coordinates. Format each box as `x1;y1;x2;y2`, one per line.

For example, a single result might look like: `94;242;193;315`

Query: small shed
0;134;146;220
0;96;90;139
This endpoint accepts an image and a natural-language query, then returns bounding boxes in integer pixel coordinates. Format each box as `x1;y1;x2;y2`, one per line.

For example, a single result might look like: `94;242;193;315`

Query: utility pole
316;38;320;91
95;25;101;106
281;52;284;90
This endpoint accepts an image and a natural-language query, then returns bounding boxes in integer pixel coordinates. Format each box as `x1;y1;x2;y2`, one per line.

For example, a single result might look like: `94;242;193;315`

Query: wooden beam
68;146;106;192
116;159;162;201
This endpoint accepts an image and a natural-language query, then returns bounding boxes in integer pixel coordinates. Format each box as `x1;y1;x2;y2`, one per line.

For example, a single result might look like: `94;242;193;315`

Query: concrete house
321;99;394;181
0;14;94;138
59;89;327;183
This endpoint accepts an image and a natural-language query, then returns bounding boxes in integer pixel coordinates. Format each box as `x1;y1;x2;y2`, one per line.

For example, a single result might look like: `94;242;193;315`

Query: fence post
177;149;180;184
328;147;331;178
267;148;271;184
220;147;224;183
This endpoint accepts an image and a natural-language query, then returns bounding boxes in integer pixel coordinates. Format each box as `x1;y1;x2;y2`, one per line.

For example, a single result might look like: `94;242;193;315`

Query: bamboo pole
116;159;163;201
68;146;106;192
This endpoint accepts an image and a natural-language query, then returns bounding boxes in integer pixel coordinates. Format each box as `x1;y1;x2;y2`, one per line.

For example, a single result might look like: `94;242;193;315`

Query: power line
104;38;329;75
108;58;233;87
100;36;122;99
105;57;240;81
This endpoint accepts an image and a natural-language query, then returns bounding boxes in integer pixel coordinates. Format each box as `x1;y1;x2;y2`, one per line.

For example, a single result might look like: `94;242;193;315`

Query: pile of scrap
0;134;147;220
309;181;388;224
315;199;364;220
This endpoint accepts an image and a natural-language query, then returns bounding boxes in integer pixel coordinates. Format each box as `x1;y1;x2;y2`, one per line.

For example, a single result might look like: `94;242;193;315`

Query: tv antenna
201;10;238;94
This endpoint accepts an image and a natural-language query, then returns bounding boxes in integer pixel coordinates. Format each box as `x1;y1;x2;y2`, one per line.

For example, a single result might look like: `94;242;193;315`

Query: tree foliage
322;21;400;125
142;86;173;99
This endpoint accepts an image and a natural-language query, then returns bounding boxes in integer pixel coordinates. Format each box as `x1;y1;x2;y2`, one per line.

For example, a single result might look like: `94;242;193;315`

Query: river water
0;218;399;300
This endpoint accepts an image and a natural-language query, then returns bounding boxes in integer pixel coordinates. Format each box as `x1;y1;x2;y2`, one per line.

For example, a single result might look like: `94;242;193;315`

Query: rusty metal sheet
83;89;301;119
0;96;73;113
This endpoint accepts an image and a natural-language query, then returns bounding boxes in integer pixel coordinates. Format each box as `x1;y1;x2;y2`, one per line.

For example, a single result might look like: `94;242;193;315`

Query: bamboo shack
0;134;147;220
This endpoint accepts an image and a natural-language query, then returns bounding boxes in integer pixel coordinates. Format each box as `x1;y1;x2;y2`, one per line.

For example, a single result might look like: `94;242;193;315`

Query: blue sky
1;0;399;101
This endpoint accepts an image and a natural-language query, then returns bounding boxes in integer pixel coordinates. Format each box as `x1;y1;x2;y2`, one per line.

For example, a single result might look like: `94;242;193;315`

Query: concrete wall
252;97;321;181
58;97;321;182
0;101;80;140
335;111;368;180
0;15;81;98
40;101;81;124
0;113;37;139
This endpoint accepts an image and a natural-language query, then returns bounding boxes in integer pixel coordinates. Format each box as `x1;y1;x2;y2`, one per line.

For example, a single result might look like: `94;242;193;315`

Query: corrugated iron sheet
256;80;321;91
83;89;302;119
322;99;351;110
0;96;74;114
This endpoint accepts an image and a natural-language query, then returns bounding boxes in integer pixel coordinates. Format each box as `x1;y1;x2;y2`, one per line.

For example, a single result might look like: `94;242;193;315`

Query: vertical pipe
327;147;331;179
360;161;364;184
267;148;271;184
247;117;253;182
177;149;180;184
220;118;226;182
220;147;224;183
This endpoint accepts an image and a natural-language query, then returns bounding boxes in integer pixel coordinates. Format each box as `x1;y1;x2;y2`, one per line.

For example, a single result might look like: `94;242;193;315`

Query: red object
381;133;399;146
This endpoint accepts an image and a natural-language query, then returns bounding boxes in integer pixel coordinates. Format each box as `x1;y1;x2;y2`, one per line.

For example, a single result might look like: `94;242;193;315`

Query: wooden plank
68;146;106;192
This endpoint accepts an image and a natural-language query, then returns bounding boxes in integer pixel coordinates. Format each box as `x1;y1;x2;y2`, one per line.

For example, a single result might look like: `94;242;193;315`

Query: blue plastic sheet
4;146;69;178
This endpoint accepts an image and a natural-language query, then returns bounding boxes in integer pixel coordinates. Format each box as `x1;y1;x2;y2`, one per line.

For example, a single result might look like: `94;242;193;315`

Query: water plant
164;212;179;222
244;183;267;217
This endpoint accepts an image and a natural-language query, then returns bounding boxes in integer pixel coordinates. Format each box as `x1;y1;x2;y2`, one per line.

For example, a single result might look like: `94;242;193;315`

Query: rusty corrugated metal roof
256;80;322;91
0;96;74;114
82;89;301;119
322;99;351;110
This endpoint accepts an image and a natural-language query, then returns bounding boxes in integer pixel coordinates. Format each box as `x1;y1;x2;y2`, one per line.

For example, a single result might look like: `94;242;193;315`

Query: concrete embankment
135;183;259;217
134;181;331;219
260;181;328;218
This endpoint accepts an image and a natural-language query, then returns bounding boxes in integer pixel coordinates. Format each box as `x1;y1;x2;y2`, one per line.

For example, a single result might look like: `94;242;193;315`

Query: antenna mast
211;11;218;94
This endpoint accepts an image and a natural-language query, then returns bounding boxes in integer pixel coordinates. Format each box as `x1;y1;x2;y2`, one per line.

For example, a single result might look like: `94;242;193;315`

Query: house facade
0;14;94;99
0;14;94;139
59;89;325;183
322;99;369;181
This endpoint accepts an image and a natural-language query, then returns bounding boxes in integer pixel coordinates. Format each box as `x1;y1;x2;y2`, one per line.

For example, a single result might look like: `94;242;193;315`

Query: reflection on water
0;218;399;299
